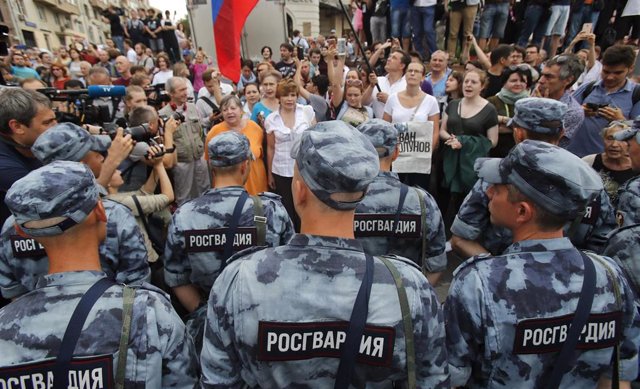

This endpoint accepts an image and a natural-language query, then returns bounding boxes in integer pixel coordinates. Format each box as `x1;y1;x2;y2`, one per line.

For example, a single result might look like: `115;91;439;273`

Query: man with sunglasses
534;54;585;147
569;45;640;157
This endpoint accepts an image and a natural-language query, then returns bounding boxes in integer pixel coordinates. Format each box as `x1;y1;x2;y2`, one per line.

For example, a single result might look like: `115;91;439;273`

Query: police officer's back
355;119;447;285
0;123;150;300
200;121;449;388
450;98;617;258
165;131;293;350
0;161;198;387
446;141;640;388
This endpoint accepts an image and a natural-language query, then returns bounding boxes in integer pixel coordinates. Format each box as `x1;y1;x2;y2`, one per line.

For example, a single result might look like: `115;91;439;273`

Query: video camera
144;83;171;108
37;85;126;126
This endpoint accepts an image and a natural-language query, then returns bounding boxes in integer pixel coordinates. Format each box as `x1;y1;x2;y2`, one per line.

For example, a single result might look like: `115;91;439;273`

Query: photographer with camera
117;105;179;191
158;77;209;205
107;144;174;263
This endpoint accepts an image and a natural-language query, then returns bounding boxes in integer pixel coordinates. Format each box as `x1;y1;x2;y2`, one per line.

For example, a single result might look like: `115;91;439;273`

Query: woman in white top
383;61;440;189
152;53;174;86
67;48;83;79
265;79;316;230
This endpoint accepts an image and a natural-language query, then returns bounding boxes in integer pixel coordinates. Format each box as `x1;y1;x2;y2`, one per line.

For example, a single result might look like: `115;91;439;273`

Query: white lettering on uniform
584;323;599;343
336;331;346;350
360;335;372;356
290;333;302;352
323;331;335;349
267;332;277;352
32;373;45;389
278;333;290;351
584;206;592;219
372;337;384;358
68;370;78;389
90;368;103;389
313;331;323;349
608;320;616;340
523;329;533;346
7;378;18;389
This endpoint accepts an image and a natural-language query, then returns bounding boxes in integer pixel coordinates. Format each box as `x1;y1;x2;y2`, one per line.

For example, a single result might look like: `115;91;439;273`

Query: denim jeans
517;4;549;46
112;35;125;53
479;2;510;39
391;7;412;38
565;4;600;49
411;5;437;58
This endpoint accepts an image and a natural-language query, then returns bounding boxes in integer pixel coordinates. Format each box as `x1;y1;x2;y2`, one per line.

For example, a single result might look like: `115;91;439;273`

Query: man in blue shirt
569;45;640;157
9;51;40;81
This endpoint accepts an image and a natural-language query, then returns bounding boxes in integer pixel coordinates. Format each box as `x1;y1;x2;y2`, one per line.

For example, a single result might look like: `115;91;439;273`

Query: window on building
15;0;27;16
76;20;84;33
36;6;47;21
43;33;51;50
54;13;61;25
22;30;36;47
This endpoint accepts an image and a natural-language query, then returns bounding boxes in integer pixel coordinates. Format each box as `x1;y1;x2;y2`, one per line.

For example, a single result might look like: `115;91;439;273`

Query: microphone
87;85;126;98
36;85;126;98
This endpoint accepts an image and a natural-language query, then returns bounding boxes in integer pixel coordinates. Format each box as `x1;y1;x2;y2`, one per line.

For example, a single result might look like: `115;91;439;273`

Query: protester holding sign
382;61;439;189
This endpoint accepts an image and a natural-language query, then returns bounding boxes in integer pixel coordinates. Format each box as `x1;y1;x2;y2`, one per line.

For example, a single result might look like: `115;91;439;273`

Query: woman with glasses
382;61;440;188
264;79;316;231
583;121;636;206
487;64;532;157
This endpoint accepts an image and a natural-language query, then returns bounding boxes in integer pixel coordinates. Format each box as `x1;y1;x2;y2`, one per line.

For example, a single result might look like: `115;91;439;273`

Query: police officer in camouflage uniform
200;121;449;388
446;140;640;388
0;123;150;300
603;124;640;296
355;119;447;285
0;161;198;388
165;131;294;352
450;98;617;258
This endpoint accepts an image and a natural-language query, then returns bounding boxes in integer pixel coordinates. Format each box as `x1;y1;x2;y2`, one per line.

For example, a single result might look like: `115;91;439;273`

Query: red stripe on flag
214;0;259;83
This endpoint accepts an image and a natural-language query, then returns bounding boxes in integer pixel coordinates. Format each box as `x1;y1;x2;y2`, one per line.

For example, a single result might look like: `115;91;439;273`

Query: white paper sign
392;121;434;174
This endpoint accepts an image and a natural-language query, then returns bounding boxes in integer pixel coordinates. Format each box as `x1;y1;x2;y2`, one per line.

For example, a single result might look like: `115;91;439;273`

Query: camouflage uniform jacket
0;271;199;388
164;186;294;291
445;237;640;388
355;172;447;273
451;179;617;255
200;234;449;389
0;199;150;299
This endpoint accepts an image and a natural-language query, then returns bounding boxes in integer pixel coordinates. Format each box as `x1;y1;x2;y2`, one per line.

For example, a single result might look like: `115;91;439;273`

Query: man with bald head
114;56;132;86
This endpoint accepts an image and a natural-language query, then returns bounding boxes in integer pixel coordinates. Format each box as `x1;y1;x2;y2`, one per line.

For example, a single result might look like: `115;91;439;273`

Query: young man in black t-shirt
275;43;297;79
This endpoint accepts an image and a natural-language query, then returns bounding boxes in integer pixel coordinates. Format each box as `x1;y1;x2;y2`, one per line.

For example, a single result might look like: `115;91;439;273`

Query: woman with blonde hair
205;94;268;195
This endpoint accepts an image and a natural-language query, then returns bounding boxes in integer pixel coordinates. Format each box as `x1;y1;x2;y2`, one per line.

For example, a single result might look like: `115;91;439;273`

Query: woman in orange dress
205;94;268;195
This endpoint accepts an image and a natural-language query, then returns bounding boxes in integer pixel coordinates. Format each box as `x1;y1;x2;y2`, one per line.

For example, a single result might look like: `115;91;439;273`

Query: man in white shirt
364;48;410;119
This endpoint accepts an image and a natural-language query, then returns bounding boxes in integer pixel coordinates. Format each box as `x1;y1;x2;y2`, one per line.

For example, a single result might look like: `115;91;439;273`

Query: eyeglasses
553;55;572;64
508;64;530;72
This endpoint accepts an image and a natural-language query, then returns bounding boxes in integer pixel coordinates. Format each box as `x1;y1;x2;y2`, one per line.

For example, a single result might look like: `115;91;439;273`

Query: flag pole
337;0;381;92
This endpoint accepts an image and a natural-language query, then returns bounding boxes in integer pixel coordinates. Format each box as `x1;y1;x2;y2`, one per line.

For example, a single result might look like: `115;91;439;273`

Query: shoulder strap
378;256;416;389
409;95;427;122
581;81;597;101
585;252;623;389
131;195;163;254
632;84;640;106
394;184;409;237
115;285;135;389
222;191;250;264
412;187;427;266
53;278;115;389
251;195;266;246
545;250;597;389
200;95;218;110
334;254;374;389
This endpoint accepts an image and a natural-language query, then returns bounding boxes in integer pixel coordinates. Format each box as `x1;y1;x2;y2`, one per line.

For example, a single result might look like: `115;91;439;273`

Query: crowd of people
0;0;640;387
